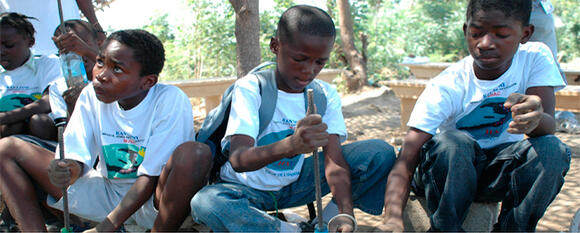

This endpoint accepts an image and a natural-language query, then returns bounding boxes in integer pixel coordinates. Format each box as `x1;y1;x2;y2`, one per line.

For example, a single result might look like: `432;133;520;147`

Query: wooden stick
307;89;324;231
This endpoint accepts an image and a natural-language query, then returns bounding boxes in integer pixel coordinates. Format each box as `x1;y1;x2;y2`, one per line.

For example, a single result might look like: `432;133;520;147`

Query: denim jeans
413;130;571;232
190;139;396;232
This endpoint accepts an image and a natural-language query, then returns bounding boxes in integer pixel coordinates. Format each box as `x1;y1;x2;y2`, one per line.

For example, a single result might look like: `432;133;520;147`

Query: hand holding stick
307;89;325;232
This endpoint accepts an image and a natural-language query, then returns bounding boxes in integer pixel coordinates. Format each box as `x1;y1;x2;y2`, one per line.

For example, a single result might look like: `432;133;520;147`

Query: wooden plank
400;62;452;79
556;86;580;113
166;69;343;114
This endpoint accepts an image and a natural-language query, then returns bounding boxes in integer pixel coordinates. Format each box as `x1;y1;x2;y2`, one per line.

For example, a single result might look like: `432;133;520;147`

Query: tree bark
229;0;261;78
337;0;368;92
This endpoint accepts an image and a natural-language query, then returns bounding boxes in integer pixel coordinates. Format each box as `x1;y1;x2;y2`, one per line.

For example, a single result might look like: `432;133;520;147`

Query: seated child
190;5;396;232
0;29;212;232
0;18;101;231
0;12;61;140
378;0;570;232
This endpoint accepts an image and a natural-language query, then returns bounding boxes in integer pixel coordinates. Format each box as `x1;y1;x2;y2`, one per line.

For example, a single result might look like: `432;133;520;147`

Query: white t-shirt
48;78;69;121
58;83;195;183
1;53;62;111
1;0;79;56
220;74;347;191
408;42;565;149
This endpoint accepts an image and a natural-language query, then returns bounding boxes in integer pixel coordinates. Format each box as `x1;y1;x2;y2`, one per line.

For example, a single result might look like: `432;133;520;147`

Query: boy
190;5;396;232
0;18;100;231
378;0;570;232
0;29;212;232
0;12;60;140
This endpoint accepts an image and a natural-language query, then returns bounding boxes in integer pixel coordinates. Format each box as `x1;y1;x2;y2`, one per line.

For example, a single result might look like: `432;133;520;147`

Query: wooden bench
166;69;342;114
402;62;580;85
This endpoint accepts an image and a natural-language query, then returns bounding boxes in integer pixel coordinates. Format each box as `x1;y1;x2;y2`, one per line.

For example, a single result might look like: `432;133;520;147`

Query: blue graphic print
456;97;512;139
258;129;301;171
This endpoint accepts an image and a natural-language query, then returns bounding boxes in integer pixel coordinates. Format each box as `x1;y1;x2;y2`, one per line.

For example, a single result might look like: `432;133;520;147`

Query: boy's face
92;40;156;110
1;25;33;70
463;9;533;80
270;33;334;93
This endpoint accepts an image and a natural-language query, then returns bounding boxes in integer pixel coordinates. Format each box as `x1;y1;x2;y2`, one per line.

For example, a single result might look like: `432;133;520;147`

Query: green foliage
553;0;580;63
141;0;579;83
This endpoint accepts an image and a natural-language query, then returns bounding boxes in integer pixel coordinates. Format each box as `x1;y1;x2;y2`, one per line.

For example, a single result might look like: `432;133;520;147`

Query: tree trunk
336;0;368;92
229;0;261;78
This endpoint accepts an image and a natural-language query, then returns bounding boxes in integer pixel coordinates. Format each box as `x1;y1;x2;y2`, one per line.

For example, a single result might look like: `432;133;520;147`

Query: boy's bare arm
379;128;431;232
504;86;557;137
0;93;51;125
324;134;353;215
228;114;328;172
95;175;158;231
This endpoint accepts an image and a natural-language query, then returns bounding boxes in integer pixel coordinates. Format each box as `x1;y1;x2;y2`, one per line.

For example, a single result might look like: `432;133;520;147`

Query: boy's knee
529;135;571;172
173;141;212;169
435;130;474;146
0;137;22;159
364;139;396;164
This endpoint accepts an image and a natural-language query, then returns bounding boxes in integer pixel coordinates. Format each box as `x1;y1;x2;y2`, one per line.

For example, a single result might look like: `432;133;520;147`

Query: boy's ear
28;37;35;48
270;37;280;55
463;23;468;38
519;24;534;44
139;74;158;90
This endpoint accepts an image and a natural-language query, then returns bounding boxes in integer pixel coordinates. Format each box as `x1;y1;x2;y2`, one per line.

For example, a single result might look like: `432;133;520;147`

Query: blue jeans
413;130;571;232
190;139;396;232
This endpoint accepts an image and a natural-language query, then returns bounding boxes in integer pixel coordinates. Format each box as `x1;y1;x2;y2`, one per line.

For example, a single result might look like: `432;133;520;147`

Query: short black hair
0;12;36;40
466;0;532;26
102;29;165;77
53;19;98;40
277;5;335;44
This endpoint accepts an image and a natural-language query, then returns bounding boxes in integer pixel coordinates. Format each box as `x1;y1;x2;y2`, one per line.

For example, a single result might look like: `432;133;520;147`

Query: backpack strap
255;69;278;134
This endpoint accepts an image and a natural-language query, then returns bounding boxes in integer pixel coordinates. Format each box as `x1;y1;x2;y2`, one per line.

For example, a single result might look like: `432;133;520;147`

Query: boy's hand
52;32;94;57
63;84;87;111
504;93;543;135
290;114;328;156
48;159;82;188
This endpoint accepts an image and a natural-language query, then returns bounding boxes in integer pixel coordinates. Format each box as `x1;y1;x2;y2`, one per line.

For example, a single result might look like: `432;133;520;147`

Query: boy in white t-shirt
378;0;570;232
0;29;212;232
190;5;396;232
0;12;61;140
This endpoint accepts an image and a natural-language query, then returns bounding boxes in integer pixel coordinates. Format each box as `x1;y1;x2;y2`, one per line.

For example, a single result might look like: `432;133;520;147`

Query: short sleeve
137;86;195;176
526;43;566;91
318;80;347;142
223;75;261;144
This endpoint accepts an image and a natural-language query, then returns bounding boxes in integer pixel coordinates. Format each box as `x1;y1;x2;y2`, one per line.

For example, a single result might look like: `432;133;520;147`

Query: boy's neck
473;59;513;81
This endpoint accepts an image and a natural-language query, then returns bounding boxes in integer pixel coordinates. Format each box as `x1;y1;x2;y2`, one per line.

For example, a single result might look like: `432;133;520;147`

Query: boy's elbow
229;158;251;172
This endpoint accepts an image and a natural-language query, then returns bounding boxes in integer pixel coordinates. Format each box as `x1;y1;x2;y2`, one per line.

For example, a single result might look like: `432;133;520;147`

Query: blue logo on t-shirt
258;129;301;171
456;97;511;139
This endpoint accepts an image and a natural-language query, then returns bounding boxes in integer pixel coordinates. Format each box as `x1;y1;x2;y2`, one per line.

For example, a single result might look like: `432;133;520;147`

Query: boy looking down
378;0;570;231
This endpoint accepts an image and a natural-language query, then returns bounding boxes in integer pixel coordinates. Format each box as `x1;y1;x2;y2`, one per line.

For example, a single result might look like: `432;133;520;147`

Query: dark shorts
11;134;57;152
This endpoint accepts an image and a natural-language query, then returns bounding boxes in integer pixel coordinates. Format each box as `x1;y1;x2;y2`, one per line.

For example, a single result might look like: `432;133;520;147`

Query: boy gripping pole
190;5;396;233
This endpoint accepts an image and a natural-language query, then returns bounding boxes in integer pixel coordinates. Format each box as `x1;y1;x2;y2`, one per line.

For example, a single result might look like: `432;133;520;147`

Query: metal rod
56;1;70;231
57;125;70;231
307;89;324;231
